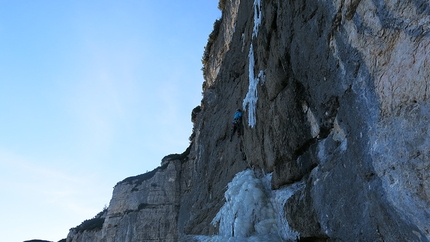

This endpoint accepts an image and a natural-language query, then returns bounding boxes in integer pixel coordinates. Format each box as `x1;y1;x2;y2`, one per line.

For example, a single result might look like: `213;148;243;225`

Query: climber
230;108;243;142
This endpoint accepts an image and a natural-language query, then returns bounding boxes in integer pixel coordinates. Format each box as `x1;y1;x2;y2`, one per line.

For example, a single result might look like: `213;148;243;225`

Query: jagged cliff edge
66;0;430;241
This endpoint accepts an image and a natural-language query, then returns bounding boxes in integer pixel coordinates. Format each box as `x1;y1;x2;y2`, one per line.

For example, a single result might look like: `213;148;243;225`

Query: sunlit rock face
67;0;430;241
66;160;182;242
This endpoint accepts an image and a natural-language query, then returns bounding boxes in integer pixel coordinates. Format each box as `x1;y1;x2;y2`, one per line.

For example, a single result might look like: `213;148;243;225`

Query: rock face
66;160;183;242
66;0;430;241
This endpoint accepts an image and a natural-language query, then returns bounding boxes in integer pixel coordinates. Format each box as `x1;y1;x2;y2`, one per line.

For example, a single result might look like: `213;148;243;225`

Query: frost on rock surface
195;169;304;242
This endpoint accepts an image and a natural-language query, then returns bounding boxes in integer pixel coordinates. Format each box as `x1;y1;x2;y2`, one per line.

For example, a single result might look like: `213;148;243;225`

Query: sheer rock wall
66;0;430;241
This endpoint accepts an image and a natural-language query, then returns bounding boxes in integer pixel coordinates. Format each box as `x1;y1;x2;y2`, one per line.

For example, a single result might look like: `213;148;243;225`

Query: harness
232;118;240;125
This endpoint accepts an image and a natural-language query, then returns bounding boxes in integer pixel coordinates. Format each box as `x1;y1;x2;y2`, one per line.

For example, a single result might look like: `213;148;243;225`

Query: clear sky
0;1;220;241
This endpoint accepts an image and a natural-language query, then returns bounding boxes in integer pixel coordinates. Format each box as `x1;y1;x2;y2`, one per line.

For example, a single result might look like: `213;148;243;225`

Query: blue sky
0;1;220;241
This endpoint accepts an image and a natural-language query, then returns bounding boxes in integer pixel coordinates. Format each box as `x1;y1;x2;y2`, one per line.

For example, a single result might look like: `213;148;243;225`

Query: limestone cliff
66;0;430;241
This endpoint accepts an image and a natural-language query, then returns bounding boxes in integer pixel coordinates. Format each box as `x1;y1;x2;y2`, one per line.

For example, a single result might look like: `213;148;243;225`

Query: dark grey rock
66;0;430;241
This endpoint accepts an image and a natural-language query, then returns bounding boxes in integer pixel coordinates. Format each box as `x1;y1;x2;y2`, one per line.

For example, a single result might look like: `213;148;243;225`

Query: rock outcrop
66;0;430;241
66;159;183;242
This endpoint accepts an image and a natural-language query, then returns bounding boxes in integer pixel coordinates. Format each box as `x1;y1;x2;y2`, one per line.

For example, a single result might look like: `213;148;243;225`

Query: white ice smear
272;182;304;240
252;0;262;38
195;169;305;242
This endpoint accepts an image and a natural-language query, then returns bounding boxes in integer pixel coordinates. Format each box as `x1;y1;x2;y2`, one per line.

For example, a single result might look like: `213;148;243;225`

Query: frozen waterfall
242;0;265;128
195;169;305;242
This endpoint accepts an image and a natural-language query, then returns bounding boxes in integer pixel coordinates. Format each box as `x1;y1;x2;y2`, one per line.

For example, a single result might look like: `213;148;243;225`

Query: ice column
243;0;265;128
252;0;262;38
243;46;265;128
